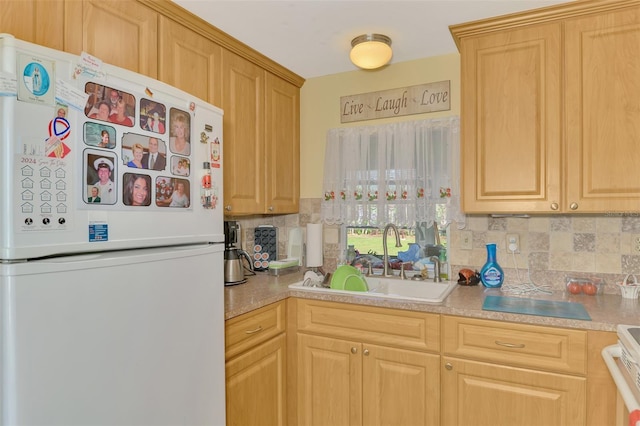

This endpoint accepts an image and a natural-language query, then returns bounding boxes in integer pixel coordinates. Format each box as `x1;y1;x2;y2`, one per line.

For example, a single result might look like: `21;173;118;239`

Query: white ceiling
173;0;571;79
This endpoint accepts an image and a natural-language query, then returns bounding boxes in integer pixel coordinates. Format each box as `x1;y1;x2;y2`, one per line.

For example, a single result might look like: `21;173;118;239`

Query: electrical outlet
506;233;520;253
460;231;473;250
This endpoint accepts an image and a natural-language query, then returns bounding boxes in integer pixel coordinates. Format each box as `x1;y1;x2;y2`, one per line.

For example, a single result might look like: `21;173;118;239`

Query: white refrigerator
0;34;226;425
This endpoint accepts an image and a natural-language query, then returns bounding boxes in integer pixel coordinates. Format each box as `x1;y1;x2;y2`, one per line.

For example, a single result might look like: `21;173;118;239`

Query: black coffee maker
224;221;252;285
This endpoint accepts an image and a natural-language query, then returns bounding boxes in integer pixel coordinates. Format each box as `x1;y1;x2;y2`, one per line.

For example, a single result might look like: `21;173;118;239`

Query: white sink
288;276;457;303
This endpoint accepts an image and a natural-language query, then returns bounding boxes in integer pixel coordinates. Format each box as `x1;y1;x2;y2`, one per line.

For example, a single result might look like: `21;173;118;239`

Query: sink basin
289;276;457;303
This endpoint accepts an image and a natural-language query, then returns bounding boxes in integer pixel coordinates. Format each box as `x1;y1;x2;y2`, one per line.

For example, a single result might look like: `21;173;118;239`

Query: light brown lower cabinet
292;298;441;426
441;315;618;426
225;301;286;426
441;356;586;426
227;299;616;426
298;334;440;426
226;333;286;426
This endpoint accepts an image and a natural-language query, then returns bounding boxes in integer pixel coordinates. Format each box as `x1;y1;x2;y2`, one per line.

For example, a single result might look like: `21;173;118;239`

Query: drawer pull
245;326;263;334
495;340;525;349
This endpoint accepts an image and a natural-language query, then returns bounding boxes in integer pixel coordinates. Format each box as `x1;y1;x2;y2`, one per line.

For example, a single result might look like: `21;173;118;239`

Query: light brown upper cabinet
65;0;158;78
0;0;66;50
158;16;222;107
564;6;640;213
222;50;265;214
222;50;300;215
265;72;300;215
451;0;640;214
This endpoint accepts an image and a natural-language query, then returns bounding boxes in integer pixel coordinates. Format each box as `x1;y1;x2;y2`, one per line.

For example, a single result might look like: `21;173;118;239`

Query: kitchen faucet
382;223;402;277
429;256;442;282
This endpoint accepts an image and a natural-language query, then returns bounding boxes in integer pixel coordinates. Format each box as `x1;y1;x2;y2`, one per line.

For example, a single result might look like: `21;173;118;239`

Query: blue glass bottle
480;243;504;288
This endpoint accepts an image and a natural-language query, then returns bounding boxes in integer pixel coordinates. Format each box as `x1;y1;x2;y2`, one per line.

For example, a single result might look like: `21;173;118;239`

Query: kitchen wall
234;53;639;296
299;54;460;198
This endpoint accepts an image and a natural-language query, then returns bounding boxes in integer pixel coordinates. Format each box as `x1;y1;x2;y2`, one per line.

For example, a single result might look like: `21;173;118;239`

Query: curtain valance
321;116;465;228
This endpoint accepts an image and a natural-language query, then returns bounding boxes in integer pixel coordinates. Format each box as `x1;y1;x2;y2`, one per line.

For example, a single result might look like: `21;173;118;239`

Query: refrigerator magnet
17;54;55;106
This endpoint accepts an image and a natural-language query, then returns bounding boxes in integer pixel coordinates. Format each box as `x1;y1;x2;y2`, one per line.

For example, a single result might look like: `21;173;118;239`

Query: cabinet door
0;0;65;50
459;23;562;213
297;334;362;426
565;6;640;213
363;344;440;426
442;356;586;426
158;16;222;106
66;0;158;78
226;334;286;426
265;72;299;214
222;50;265;214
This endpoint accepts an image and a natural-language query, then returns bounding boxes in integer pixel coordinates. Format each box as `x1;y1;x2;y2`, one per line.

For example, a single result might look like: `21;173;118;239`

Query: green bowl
331;265;367;291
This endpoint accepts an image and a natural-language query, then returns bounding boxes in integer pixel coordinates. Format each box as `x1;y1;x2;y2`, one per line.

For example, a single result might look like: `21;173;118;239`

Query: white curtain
321;116;465;228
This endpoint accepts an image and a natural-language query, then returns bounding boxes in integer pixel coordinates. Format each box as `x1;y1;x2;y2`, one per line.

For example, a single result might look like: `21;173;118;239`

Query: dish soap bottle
480;243;503;288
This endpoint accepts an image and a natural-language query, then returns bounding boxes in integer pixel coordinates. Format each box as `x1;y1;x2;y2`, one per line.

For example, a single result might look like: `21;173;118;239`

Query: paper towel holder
305;223;325;274
305;243;325;275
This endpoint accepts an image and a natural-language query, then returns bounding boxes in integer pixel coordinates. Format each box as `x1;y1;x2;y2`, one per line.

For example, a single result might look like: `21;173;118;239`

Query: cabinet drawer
225;300;286;359
442;315;586;374
295;299;440;352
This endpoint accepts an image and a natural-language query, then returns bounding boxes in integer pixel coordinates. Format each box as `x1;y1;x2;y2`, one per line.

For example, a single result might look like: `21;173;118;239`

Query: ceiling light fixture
349;34;392;70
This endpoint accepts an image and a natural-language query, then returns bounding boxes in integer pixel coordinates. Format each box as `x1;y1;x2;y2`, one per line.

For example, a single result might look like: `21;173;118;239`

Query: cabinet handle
495;340;525;349
268;206;274;212
445;363;453;371
550;202;559;211
225;205;232;211
351;347;357;354
244;326;263;334
363;349;370;356
570;202;578;210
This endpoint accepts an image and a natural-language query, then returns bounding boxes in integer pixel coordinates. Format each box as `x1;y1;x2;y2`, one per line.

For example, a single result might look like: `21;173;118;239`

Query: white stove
602;325;640;425
619;325;640;393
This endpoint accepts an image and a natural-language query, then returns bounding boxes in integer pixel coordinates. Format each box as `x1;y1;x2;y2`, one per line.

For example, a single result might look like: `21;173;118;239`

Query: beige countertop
225;271;640;332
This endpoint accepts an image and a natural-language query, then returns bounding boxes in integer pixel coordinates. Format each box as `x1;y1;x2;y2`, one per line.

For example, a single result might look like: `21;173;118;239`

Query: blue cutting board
482;295;591;321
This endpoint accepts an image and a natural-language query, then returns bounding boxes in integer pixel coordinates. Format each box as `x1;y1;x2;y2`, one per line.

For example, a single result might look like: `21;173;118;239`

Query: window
322;117;462;275
345;222;447;256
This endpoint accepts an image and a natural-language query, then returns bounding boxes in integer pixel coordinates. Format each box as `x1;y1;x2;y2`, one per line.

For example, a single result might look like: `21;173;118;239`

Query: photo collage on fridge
81;82;197;209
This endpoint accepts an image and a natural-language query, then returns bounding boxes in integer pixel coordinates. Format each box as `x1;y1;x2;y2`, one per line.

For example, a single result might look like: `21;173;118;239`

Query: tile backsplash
227;199;322;264
231;199;640;295
450;215;640;294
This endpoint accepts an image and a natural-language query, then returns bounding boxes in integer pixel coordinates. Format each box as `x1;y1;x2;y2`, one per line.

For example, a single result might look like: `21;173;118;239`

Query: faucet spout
383;223;402;277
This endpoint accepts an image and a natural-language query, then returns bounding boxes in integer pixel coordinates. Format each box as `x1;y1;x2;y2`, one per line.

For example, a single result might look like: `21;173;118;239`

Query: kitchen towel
482;295;591;321
306;223;323;267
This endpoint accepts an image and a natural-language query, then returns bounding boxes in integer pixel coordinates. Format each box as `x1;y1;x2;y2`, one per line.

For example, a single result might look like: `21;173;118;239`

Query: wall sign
340;80;450;123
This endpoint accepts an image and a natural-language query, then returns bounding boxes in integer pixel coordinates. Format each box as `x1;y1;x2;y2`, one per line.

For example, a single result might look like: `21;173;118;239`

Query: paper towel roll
306;223;323;267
